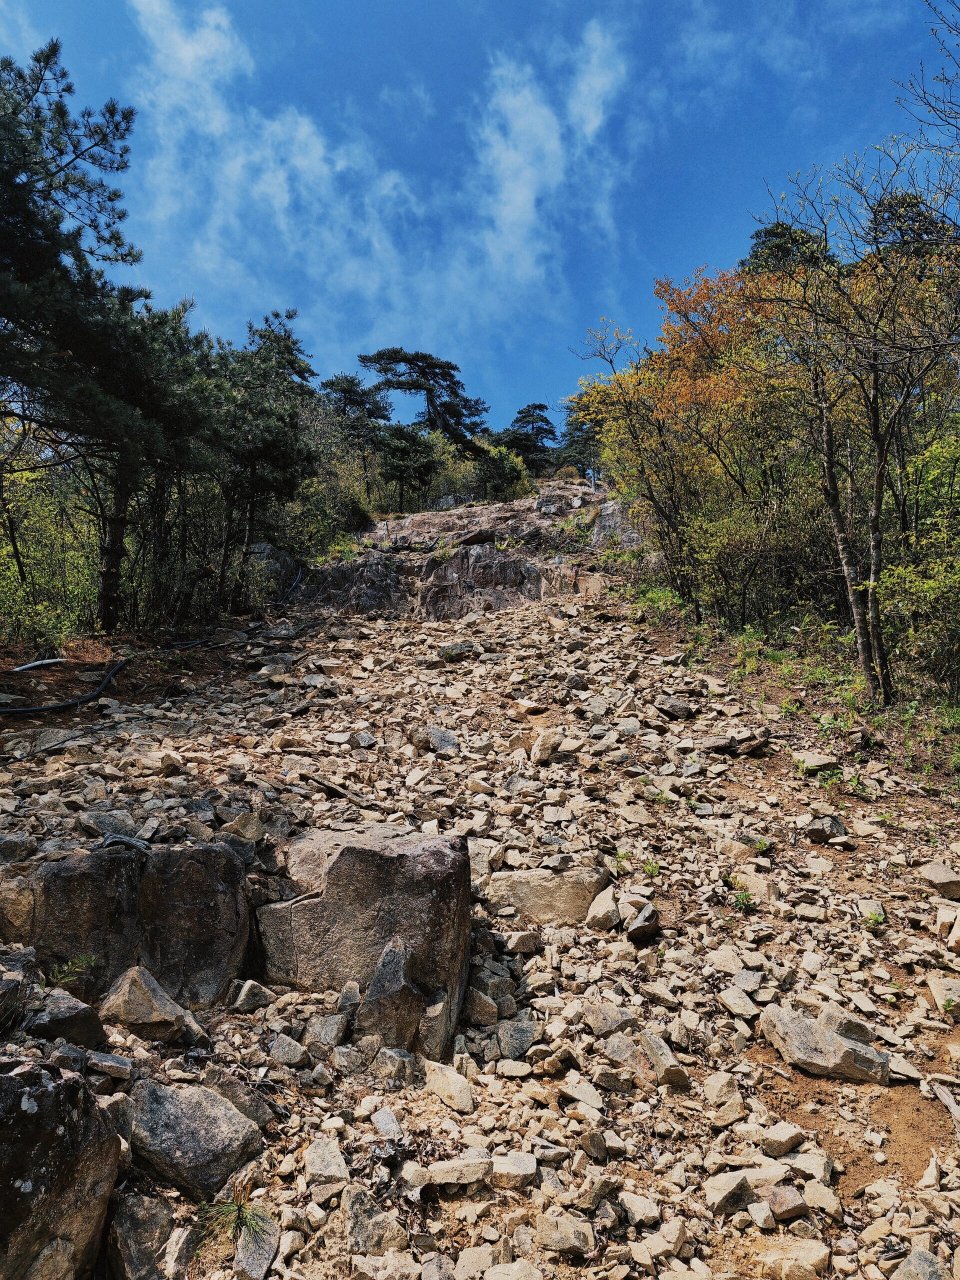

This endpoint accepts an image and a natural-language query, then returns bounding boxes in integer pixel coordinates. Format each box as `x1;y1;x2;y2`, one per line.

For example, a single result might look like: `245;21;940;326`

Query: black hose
0;659;129;717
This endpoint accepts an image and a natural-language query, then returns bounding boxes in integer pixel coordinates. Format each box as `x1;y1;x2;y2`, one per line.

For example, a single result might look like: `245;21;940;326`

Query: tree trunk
230;497;256;614
818;410;882;702
0;475;30;591
97;471;133;633
866;472;894;704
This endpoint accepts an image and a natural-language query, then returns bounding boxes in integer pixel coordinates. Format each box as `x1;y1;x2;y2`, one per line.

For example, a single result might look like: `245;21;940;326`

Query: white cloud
122;0;905;374
124;1;635;363
473;58;567;286
0;0;40;55
567;19;629;142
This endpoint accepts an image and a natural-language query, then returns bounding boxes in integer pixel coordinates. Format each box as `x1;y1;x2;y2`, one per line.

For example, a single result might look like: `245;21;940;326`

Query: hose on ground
0;659;129;717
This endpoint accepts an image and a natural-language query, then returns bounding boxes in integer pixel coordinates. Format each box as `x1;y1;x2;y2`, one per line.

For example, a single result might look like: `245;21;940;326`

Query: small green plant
48;954;96;989
200;1179;274;1250
944;996;956;1016
629;584;686;622
319;534;358;564
779;698;803;719
642;859;661;878
611;848;631;875
752;836;773;854
863;909;885;933
818;768;845;793
732;888;757;915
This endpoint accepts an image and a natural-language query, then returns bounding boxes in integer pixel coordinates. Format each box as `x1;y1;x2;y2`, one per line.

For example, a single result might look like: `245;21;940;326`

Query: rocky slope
1;482;960;1280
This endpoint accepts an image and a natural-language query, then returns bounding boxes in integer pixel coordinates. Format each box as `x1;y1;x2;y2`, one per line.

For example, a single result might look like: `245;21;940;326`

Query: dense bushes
573;177;960;703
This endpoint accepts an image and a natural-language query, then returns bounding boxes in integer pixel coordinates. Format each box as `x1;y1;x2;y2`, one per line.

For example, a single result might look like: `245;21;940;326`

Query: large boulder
128;1079;263;1200
0;1056;120;1280
0;842;248;1007
258;827;470;1057
24;986;105;1048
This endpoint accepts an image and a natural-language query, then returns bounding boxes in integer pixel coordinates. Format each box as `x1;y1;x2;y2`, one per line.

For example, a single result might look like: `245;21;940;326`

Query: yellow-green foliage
0;456;98;646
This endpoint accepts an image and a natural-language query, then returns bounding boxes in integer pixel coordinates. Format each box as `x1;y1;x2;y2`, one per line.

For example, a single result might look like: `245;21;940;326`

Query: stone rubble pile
0;484;959;1280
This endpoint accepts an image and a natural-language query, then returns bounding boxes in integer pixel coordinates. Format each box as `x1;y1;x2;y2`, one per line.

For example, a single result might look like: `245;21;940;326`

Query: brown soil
747;1045;954;1199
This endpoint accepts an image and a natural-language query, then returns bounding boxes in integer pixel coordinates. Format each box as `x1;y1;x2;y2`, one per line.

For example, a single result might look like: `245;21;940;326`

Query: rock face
419;543;550;621
258;826;470;1057
0;842;249;1007
128;1079;263;1200
305;552;411;618
0;1056;120;1280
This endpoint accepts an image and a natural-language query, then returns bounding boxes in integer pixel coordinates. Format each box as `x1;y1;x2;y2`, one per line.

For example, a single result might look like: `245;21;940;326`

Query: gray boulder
354;937;429;1050
24;986;105;1048
258;827;470;1057
891;1250;949;1280
341;1185;409;1255
106;1193;173;1280
233;1216;281;1280
759;1004;890;1084
128;1079;263;1200
0;842;248;1007
0;1057;120;1280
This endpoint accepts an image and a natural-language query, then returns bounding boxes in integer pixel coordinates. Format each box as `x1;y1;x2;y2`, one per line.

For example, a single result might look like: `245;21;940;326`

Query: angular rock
484;866;609;925
128;1079;263;1199
625;902;660;946
304;1135;349;1190
484;1265;543;1280
585;884;620;930
759;1004;890;1084
353;1252;422;1280
25;986;105;1048
424;1059;474;1114
270;1032;308;1067
342;1185;408;1255
230;979;275;1012
490;1152;538;1189
534;1212;594;1255
792;751;838;773
918;863;960;900
233;1215;281;1280
201;1065;273;1129
100;966;206;1045
428;1151;492;1185
258;829;470;1057
638;1029;690;1089
805;814;846;844
354;937;428;1050
758;1239;830;1278
891;1250;949;1280
704;1171;754;1215
106;1193;173;1280
0;1057;120;1280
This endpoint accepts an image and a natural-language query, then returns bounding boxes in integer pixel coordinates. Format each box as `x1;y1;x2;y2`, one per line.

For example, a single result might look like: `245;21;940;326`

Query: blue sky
0;0;937;428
